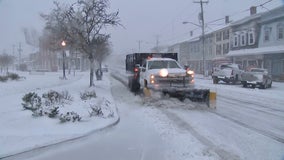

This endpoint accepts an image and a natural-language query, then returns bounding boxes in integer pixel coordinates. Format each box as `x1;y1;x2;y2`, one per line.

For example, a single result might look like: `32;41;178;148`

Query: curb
1;115;120;160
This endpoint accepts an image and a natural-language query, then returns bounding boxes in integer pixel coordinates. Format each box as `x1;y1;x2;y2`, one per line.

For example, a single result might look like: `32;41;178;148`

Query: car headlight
159;69;168;77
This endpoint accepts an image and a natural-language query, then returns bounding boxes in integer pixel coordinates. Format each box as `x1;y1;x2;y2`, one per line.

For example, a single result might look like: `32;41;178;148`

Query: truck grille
156;76;193;87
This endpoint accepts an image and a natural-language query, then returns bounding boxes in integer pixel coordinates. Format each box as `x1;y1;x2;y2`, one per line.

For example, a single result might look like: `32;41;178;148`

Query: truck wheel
268;81;272;88
242;81;247;88
130;80;141;92
233;75;238;85
212;77;219;84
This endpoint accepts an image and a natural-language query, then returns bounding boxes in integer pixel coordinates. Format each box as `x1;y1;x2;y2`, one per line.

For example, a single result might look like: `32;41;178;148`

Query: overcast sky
0;0;283;56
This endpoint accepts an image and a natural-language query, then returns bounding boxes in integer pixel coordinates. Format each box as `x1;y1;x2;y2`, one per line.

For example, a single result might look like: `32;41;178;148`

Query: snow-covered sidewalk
0;71;119;158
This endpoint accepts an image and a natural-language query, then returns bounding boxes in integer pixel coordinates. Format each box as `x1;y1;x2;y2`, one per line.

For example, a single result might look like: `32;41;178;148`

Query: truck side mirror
140;67;146;72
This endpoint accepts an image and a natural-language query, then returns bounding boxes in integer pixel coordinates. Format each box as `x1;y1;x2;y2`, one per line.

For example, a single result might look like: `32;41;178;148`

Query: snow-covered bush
59;112;82;123
7;73;20;80
89;105;103;117
42;90;63;106
61;90;73;103
32;108;44;117
89;98;114;118
42;90;73;106
80;90;97;100
0;75;8;82
22;92;42;111
45;106;60;118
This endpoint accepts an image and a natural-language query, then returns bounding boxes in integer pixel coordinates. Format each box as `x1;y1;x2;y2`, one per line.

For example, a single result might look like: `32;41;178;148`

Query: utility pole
194;0;208;76
18;43;23;66
155;35;160;53
137;40;142;52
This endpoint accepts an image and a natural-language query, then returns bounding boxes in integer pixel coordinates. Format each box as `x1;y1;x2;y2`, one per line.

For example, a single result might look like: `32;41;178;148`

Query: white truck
241;68;272;89
126;53;210;103
139;57;194;91
212;63;243;84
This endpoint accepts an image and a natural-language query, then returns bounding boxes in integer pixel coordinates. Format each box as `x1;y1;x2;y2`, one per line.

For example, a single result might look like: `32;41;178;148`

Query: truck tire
242;81;247;88
268;81;272;88
130;79;140;92
212;77;219;84
233;75;238;85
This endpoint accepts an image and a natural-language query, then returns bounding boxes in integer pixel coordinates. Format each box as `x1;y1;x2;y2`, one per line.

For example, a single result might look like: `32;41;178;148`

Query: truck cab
139;57;194;91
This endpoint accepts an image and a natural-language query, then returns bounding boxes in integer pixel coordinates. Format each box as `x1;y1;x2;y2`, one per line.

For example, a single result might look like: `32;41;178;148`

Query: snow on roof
226;45;284;57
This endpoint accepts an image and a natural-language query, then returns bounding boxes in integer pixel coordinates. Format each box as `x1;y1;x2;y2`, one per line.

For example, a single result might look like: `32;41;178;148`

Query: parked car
212;63;243;84
241;68;272;89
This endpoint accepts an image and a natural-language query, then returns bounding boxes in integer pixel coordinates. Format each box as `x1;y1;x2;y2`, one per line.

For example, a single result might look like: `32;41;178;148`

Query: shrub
80;90;96;100
61;90;74;103
45;107;60;118
22;92;42;111
42;90;63;106
32;108;44;117
42;90;73;106
0;75;8;82
7;73;20;80
59;112;82;123
89;105;103;117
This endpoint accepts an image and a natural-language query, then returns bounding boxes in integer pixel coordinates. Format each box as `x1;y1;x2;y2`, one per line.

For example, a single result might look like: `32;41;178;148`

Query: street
7;68;282;160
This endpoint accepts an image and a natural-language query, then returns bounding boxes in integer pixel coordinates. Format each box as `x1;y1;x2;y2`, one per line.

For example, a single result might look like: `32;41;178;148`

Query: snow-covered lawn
0;71;119;158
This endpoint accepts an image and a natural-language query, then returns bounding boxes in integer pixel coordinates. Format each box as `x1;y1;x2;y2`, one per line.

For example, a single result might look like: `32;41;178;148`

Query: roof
226;45;284;57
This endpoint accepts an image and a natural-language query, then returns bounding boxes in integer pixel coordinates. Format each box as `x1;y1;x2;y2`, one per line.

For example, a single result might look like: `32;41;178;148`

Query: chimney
250;6;257;15
225;16;229;24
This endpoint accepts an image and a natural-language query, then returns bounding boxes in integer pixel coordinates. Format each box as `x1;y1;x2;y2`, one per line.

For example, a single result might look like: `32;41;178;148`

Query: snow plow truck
126;53;212;106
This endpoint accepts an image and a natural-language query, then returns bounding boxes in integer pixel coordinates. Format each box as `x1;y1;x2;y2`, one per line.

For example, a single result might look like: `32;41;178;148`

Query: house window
248;29;255;45
277;23;284;40
233;34;239;47
216;44;222;55
223;43;229;54
264;27;271;41
223;30;229;40
240;32;246;46
216;32;222;41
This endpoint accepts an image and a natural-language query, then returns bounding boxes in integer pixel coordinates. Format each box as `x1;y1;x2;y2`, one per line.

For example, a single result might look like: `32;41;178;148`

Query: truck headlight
150;74;155;84
159;69;168;77
186;70;194;77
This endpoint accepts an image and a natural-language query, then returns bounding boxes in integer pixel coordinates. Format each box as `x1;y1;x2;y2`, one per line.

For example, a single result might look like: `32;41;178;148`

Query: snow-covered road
1;64;284;160
110;64;284;160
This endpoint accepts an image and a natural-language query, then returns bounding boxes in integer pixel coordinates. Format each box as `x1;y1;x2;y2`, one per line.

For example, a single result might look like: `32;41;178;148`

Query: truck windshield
148;60;181;69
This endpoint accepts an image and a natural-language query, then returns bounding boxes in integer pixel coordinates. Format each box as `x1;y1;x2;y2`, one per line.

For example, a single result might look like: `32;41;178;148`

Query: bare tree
42;0;120;86
93;35;112;69
0;54;14;74
23;27;40;48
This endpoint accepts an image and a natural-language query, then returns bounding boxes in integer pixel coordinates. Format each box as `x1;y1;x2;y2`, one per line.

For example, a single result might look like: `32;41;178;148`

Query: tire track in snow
219;96;284;119
160;109;240;160
209;110;284;144
219;94;284;114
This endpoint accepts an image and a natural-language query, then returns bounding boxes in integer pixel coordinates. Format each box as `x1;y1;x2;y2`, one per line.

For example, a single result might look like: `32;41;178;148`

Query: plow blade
163;89;215;108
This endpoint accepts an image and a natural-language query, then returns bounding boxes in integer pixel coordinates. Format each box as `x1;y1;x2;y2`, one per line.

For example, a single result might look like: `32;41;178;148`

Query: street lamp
183;21;206;76
61;40;67;79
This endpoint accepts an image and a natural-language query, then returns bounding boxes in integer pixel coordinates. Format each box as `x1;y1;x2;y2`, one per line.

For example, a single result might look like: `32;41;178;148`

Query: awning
226;45;284;57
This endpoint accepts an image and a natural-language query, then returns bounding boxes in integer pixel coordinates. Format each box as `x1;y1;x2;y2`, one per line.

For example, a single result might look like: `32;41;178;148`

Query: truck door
140;61;147;88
